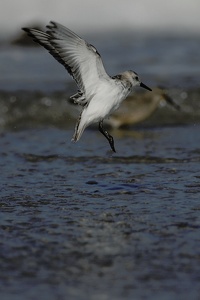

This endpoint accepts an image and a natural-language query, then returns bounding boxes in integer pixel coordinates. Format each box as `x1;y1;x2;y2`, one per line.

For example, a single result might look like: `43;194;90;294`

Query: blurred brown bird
105;88;180;128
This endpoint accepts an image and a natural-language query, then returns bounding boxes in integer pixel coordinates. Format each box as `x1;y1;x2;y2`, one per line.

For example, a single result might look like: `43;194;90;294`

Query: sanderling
22;21;152;152
105;88;180;128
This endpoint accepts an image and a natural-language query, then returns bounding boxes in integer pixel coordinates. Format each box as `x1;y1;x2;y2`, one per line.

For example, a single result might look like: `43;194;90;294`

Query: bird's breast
83;80;131;123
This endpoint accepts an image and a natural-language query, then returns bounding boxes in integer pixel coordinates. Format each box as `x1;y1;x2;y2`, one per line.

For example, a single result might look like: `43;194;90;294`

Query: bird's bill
140;82;152;91
163;94;181;111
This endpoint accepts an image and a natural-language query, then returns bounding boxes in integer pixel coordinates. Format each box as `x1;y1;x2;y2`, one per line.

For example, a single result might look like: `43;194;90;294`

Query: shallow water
1;33;200;300
1;126;200;300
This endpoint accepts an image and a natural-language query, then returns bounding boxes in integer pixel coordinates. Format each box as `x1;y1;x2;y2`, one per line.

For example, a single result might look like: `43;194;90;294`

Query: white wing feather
23;21;110;102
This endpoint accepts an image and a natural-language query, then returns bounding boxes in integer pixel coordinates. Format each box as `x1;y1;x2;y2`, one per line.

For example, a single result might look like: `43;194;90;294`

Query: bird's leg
98;120;116;152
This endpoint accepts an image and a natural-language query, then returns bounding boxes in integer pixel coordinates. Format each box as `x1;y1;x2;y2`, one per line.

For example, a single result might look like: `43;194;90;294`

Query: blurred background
1;2;200;300
1;0;200;38
0;0;200;129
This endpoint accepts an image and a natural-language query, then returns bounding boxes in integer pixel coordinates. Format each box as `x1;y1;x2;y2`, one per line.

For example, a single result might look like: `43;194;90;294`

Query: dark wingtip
49;21;56;26
22;27;29;32
47;21;56;30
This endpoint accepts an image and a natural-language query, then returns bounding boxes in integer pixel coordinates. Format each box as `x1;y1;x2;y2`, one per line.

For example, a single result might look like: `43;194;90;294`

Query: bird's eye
135;76;139;81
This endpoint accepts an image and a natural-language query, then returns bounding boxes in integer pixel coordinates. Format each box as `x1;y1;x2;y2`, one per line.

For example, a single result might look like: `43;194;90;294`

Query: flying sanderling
22;21;152;152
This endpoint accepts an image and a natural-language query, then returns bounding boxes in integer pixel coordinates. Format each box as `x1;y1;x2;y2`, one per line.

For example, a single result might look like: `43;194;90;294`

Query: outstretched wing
22;21;110;99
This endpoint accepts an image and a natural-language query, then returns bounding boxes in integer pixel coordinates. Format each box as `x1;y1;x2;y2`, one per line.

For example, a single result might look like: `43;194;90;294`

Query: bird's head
127;70;152;91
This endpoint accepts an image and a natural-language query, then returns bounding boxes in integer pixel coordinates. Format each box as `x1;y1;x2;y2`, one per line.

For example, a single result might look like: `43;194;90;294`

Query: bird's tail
71;112;87;142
